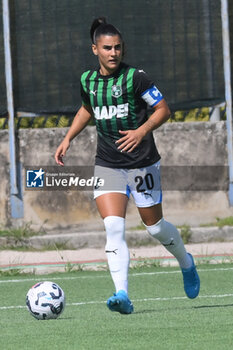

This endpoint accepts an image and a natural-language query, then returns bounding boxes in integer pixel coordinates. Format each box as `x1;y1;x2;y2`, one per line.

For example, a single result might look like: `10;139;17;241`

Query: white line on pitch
0;266;233;284
1;293;233;311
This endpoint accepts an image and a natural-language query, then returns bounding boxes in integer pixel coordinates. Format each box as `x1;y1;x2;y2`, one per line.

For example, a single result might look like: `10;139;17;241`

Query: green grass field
1;264;233;350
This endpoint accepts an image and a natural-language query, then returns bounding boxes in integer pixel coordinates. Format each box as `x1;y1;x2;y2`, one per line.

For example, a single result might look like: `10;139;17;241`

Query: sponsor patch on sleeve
141;85;163;107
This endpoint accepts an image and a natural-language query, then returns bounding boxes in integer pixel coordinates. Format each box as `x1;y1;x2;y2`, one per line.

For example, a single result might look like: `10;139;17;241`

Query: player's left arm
116;99;170;153
139;98;171;134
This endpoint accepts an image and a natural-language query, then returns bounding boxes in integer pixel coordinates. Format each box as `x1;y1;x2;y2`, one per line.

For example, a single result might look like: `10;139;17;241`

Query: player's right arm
55;105;92;166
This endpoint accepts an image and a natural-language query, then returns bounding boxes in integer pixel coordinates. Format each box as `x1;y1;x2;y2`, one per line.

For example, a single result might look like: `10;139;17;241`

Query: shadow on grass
193;303;233;309
133;303;233;315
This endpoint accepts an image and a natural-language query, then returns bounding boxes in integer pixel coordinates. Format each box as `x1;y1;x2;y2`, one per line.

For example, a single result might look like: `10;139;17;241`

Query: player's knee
144;217;165;241
104;216;125;249
145;217;182;247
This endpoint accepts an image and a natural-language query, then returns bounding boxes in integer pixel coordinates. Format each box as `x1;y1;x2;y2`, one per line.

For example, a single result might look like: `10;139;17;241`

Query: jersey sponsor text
93;103;129;120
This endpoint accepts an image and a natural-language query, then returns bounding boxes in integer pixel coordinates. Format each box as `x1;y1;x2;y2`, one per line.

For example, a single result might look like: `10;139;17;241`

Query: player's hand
55;139;70;166
116;129;144;153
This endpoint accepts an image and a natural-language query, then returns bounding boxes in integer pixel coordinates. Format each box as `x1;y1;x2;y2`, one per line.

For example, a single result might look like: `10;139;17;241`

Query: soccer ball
26;281;65;320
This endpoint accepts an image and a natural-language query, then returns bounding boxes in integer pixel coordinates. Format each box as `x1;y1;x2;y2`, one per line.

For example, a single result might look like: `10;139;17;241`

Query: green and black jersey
80;62;163;169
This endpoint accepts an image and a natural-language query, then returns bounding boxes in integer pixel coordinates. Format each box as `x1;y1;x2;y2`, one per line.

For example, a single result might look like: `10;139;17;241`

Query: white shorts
94;161;162;208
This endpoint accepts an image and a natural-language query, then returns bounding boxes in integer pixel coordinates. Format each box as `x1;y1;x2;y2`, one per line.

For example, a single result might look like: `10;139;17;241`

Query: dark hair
90;17;123;44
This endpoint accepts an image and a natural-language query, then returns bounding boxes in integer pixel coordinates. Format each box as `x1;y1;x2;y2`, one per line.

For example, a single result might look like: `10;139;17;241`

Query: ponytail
90;17;107;44
90;17;123;44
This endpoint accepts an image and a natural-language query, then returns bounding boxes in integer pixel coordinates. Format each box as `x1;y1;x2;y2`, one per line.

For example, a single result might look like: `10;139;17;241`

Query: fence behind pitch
0;0;227;119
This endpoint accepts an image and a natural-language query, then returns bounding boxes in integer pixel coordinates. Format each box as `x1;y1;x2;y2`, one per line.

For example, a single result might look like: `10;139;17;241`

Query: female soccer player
55;17;200;314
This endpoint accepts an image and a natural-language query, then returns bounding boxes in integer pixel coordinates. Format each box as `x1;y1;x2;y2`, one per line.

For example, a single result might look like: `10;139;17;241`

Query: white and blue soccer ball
26;281;65;320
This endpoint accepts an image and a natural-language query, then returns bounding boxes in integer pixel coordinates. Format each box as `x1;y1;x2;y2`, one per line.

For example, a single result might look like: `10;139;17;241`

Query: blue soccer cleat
107;290;134;314
182;253;200;299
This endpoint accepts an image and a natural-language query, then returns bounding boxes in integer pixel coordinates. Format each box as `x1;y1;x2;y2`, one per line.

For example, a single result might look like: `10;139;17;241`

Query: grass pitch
1;264;233;350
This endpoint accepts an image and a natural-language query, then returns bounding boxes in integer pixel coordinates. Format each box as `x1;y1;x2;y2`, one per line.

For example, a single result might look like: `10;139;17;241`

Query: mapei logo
26;168;45;188
93;103;128;120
